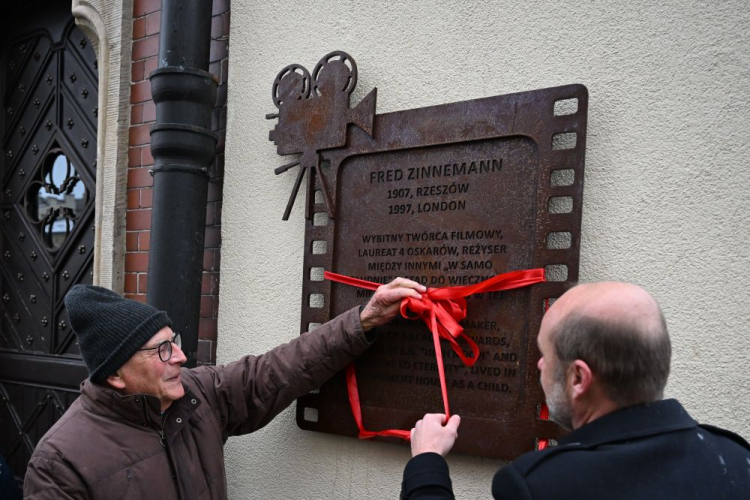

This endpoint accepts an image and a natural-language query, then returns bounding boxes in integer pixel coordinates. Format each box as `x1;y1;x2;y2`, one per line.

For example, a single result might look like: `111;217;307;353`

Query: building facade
1;0;748;497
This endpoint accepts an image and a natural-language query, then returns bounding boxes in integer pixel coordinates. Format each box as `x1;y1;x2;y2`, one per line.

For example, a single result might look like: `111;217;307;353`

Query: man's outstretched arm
189;277;426;437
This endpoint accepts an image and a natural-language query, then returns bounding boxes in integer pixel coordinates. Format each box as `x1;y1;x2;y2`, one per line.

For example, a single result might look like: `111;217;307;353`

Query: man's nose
537;357;544;370
171;343;188;364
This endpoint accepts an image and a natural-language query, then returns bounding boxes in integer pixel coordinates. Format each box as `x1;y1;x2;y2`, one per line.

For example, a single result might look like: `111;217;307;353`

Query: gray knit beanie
65;285;172;383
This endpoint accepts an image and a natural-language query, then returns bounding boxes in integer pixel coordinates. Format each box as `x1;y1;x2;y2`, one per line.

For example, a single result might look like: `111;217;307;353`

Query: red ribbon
325;268;545;440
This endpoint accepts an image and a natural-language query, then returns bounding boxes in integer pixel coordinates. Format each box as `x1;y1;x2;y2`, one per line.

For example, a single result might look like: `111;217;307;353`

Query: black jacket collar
560;399;697;447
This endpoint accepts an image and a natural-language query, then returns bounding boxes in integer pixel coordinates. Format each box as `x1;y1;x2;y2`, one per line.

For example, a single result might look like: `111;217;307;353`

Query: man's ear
107;371;126;390
568;359;593;401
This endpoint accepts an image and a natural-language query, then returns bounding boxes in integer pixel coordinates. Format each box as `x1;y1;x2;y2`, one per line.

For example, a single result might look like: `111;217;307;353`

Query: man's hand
360;277;426;332
410;413;461;457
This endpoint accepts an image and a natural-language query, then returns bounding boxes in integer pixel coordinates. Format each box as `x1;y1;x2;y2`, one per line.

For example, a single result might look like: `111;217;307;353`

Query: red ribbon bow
325;268;545;440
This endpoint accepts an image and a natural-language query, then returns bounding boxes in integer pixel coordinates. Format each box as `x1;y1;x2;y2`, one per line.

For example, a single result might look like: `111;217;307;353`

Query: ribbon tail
429;311;451;421
346;363;411;440
345;364;368;438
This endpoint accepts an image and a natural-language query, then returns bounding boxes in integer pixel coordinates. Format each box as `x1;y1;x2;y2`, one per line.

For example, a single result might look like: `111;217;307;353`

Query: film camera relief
267;51;587;458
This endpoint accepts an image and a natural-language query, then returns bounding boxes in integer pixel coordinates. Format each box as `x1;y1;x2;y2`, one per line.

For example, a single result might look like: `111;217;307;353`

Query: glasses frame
138;333;182;362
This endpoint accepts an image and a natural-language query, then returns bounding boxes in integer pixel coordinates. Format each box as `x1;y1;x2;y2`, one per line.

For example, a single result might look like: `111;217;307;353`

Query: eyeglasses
138;333;182;362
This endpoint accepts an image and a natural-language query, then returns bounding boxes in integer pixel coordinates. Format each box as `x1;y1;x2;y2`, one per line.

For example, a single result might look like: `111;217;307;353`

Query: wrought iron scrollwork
24;148;88;251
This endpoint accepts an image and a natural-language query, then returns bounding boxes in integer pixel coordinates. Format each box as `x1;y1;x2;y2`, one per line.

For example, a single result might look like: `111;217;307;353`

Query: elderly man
401;282;750;499
24;278;425;499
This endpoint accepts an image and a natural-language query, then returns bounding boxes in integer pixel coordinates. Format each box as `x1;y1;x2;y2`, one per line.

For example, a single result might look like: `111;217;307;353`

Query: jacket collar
559;399;697;447
79;371;201;440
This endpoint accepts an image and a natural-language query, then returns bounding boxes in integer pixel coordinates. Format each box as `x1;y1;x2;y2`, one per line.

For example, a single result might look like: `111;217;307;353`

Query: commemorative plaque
267;51;587;458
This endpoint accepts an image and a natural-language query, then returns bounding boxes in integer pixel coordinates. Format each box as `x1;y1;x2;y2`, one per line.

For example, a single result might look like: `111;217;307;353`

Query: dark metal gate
0;2;97;480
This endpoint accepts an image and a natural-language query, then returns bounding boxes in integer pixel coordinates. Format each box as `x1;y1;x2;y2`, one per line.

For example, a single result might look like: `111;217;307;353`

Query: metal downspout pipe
147;0;217;367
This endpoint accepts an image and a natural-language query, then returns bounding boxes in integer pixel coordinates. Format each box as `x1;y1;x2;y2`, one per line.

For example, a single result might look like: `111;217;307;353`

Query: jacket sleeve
401;453;455;499
188;306;373;439
23;454;87;500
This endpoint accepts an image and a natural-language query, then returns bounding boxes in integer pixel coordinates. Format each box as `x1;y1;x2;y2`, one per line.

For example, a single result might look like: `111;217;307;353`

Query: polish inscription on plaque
267;51;588;458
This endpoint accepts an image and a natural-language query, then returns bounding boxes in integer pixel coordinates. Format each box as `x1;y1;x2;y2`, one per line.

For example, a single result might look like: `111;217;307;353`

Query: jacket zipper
143;399;182;500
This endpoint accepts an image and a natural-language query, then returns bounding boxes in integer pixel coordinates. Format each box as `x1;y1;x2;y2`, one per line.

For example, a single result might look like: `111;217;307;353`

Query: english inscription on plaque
267;51;588;458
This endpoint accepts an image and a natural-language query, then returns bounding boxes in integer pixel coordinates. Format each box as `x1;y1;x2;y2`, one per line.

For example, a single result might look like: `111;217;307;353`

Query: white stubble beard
546;371;574;431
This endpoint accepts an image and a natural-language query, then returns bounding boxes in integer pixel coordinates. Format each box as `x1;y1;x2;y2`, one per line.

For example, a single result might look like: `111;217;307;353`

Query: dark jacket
401;399;750;499
0;454;22;500
24;307;369;499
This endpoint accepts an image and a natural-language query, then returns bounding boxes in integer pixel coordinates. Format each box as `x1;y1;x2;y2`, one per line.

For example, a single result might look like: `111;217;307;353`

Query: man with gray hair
401;282;750;499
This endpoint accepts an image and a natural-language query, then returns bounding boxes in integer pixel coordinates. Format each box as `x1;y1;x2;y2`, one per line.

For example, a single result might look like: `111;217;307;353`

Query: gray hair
551;311;671;406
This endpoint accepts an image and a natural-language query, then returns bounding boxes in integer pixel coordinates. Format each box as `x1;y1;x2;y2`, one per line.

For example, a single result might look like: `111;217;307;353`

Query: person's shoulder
507;442;585;477
180;362;231;401
491;444;583;500
698;424;750;453
32;398;87;455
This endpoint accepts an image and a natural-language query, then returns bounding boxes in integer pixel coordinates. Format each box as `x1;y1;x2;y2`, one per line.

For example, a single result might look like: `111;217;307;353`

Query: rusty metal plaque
267;51;587;458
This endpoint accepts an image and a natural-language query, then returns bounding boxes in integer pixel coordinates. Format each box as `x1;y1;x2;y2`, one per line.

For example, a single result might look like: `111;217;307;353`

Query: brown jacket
24;307;369;499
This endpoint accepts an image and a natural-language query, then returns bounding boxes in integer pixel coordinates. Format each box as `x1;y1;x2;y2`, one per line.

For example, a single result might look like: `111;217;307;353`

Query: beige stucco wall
221;1;749;497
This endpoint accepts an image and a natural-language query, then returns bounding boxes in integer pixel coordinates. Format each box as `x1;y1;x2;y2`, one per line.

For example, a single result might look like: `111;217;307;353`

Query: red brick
134;0;161;18
127;167;153;188
133;35;159;61
129;123;151;146
216;107;227;132
145;12;161;36
138;273;149;294
209;61;221;82
144;56;158;77
205;203;214;225
128;147;142;168
207;179;222;202
131;104;144;125
211;16;223;38
212;295;220;317
200;296;213;317
202;249;215;271
212;0;229;16
127;189;140;209
125;293;147;303
125;273;137;293
223;13;230;36
140;188;153;208
202;249;220;271
204;226;221;248
131;80;152;104
133;17;146;40
220;59;228;85
215;83;227;108
125;252;149;272
142;100;156;122
201;273;219;294
138;231;151;251
126;232;138;251
199;318;217;341
215;129;225;154
213;202;222;225
212;154;224;179
209;39;227;63
142;145;154;166
126;209;152;230
131;60;145;82
196;339;215;365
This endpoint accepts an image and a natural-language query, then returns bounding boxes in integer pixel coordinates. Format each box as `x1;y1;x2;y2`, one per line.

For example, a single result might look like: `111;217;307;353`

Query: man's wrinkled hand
410;413;461;457
359;277;426;332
